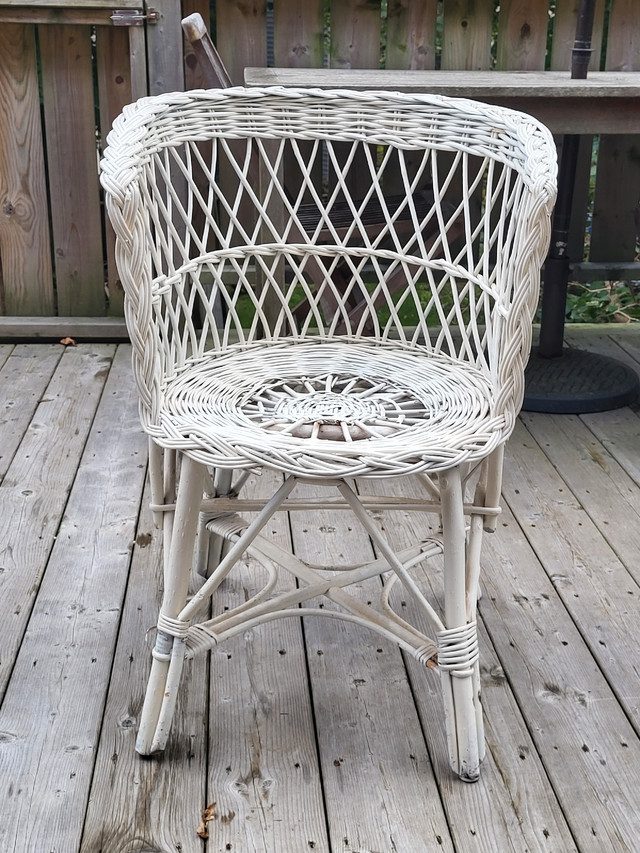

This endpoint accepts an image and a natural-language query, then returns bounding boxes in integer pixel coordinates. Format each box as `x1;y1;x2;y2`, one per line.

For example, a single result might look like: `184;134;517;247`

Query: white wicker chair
101;87;556;781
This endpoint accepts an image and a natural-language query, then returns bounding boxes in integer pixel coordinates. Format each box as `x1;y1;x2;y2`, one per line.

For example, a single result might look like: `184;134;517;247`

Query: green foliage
564;280;640;324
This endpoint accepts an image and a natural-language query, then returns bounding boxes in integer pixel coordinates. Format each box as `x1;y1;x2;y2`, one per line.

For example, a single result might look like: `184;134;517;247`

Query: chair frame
101;86;556;781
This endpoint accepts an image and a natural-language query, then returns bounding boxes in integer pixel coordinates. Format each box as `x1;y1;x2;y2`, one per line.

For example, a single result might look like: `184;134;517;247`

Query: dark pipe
538;0;596;358
571;0;597;79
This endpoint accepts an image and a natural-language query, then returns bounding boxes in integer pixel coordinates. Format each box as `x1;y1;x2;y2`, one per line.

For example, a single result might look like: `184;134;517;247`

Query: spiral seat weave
156;339;504;477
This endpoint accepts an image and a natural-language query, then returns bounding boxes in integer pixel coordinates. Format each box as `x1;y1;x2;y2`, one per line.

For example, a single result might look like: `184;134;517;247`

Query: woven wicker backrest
101;87;556;423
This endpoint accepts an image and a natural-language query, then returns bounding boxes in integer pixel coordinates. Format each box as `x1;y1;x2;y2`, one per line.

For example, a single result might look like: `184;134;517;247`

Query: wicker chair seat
158;339;502;477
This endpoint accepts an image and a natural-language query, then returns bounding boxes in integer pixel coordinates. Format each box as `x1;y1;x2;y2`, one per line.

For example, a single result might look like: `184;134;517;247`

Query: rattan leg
136;455;205;755
439;467;483;781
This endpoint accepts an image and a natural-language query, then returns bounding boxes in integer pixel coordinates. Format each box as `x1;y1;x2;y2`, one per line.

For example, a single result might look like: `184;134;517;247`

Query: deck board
1;328;640;852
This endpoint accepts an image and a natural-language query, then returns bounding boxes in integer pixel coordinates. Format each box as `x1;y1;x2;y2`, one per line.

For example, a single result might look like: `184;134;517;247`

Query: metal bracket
111;8;159;26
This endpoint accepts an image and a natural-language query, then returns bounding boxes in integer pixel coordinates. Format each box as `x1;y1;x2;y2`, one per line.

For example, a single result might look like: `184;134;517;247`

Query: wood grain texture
80;480;208;853
441;0;493;71
146;0;185;95
39;24;105;316
385;0;437;70
0;24;54;315
481;493;640;852
96;25;136;318
0;344;115;702
216;0;267;85
273;0;324;67
330;0;382;69
2;329;640;851
0;343;63;481
0;345;148;853
507;417;640;732
290;483;454;853
205;470;328;852
496;0;550;70
359;476;578;852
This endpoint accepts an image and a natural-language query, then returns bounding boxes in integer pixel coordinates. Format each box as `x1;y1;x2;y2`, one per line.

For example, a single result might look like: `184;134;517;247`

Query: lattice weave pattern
101;87;556;477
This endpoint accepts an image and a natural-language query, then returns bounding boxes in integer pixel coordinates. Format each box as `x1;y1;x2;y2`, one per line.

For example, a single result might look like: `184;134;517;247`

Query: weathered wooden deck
2;325;640;853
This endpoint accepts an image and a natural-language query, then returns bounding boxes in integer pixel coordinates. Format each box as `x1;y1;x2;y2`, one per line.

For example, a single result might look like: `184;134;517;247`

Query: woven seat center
273;391;384;423
241;371;432;441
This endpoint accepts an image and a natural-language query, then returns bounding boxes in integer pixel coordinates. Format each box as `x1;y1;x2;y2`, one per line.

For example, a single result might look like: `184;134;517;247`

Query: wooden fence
0;0;639;331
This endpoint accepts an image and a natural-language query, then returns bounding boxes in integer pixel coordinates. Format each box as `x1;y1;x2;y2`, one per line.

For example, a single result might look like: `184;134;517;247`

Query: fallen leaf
196;801;216;839
60;337;77;347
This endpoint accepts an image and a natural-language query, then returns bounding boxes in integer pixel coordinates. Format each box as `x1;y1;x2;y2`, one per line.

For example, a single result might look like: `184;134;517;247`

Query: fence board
441;0;493;71
330;0;381;69
96;26;136;317
496;0;549;70
216;0;267;85
2;0;640;322
0;24;54;315
273;0;324;67
590;0;640;264
385;0;437;70
39;24;105;316
147;0;185;95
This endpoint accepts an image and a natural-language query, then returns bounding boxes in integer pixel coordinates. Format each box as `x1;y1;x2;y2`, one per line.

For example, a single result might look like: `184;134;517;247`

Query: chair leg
438;467;484;782
137;454;205;755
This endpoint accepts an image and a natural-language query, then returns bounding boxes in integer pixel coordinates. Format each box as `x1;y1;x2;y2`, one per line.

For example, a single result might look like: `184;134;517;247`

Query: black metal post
538;0;596;358
523;0;639;412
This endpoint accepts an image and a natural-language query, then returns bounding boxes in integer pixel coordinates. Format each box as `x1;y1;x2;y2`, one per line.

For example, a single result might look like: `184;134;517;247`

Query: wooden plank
521;408;640;587
247;68;640;97
360;477;578;852
0;345;148;853
440;0;493;71
216;0;267;85
0;344;63;482
0;344;115;701
80;478;209;853
0;315;129;340
244;68;640;134
96;24;137;317
289;484;455;852
590;0;640;264
0;23;54;315
503;418;640;731
570;261;640;281
480;491;640;851
0;343;14;371
0;7;117;24
496;0;550;70
146;0;184;95
513;411;640;733
0;0;141;7
39;24;105;316
330;0;381;69
205;470;329;852
385;0;437;70
273;0;324;67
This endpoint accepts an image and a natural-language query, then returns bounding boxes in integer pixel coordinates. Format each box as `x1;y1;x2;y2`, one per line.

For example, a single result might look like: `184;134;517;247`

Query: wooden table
245;68;640;135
